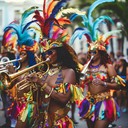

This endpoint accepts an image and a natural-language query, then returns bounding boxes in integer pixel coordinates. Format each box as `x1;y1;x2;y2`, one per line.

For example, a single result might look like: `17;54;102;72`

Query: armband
53;83;84;105
110;75;126;87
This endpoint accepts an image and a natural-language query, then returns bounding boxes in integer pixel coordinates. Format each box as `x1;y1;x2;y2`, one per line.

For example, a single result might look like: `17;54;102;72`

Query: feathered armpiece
110;75;126;87
54;83;84;105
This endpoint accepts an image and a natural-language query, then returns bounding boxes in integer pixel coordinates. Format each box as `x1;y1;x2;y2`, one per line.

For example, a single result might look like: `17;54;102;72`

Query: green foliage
69;0;128;36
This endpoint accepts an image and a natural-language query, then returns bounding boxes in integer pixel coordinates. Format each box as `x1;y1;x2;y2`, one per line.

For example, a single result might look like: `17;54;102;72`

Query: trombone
0;58;50;89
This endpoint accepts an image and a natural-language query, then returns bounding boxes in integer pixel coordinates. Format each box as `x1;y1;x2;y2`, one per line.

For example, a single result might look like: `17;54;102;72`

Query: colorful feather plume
33;0;71;39
70;0;119;51
2;6;40;52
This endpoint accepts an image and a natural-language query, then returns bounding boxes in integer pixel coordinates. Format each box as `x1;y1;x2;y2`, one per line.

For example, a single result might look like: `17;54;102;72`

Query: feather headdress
2;6;40;53
70;0;121;51
34;0;86;52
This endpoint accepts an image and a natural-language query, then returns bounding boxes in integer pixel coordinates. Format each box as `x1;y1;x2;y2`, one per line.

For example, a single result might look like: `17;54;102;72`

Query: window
14;10;20;22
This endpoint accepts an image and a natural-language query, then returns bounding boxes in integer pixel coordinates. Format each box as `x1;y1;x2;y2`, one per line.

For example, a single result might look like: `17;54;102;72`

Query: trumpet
80;55;94;80
0;58;50;89
0;57;22;73
0;57;22;66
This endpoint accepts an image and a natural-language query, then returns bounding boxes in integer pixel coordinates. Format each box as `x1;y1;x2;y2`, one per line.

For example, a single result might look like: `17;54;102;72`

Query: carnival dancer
1;7;40;128
69;0;126;128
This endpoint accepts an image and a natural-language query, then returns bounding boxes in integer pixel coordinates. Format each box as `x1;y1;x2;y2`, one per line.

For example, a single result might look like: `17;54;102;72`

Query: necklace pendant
48;66;61;76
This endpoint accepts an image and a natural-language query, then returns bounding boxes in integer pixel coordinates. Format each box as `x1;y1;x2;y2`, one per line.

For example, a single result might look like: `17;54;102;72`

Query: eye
47;50;53;55
89;50;97;55
42;50;54;57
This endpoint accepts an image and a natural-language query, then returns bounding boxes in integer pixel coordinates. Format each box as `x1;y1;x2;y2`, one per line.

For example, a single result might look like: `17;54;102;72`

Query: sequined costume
79;69;125;122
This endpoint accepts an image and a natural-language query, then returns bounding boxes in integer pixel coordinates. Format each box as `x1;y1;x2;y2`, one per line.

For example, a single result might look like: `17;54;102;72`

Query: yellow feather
56;8;86;19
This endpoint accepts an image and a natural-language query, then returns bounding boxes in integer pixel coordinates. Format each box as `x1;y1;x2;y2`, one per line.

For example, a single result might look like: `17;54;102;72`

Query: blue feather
4;24;21;39
70;14;88;26
49;0;67;18
22;38;34;46
69;27;92;45
72;27;85;34
69;32;80;45
70;14;78;21
18;31;34;46
22;20;37;33
79;29;92;39
93;16;114;39
88;0;115;24
21;6;39;25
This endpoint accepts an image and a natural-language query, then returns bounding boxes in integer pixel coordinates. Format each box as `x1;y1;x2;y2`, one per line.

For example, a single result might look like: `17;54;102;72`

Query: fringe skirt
79;91;120;122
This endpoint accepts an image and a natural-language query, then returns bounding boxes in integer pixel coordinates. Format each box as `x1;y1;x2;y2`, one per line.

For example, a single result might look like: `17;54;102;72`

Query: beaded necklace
90;64;101;69
89;64;101;72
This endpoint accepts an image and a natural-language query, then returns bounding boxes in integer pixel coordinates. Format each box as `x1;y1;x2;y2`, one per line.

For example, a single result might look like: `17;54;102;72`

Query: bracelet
41;83;47;91
45;88;54;98
103;82;107;87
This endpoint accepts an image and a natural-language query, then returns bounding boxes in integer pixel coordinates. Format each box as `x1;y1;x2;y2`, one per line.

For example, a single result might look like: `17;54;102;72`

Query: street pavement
68;107;128;128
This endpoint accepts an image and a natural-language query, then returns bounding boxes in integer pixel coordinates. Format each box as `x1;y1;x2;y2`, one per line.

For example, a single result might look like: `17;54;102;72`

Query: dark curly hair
54;45;81;84
98;50;112;67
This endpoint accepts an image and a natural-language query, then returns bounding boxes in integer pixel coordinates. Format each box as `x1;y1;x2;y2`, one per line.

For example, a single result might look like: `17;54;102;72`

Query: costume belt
86;91;111;104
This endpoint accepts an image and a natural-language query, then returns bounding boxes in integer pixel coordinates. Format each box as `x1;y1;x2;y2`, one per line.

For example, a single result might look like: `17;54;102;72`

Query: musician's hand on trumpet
26;72;45;88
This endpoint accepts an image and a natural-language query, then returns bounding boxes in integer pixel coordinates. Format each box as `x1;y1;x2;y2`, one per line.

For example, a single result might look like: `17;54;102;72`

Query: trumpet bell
1;57;10;63
0;58;50;89
0;57;22;72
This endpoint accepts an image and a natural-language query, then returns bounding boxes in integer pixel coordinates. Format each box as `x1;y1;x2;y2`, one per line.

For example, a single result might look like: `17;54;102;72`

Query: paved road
68;107;128;128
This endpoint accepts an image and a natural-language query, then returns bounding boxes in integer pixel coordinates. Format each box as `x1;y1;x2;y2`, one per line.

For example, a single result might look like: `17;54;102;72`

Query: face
42;49;57;64
20;51;27;63
87;50;98;58
87;50;100;62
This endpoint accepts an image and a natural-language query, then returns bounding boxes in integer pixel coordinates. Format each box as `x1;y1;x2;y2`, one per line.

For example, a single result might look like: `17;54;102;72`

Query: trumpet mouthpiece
91;55;94;60
46;58;50;62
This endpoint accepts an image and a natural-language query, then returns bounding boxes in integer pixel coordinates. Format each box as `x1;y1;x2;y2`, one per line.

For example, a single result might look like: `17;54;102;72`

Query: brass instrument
80;55;94;80
0;57;22;73
0;58;50;89
0;57;22;65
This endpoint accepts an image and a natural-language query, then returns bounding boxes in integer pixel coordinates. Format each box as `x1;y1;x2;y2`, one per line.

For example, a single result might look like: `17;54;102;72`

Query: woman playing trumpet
26;0;85;127
0;47;38;128
26;36;84;128
1;6;40;127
